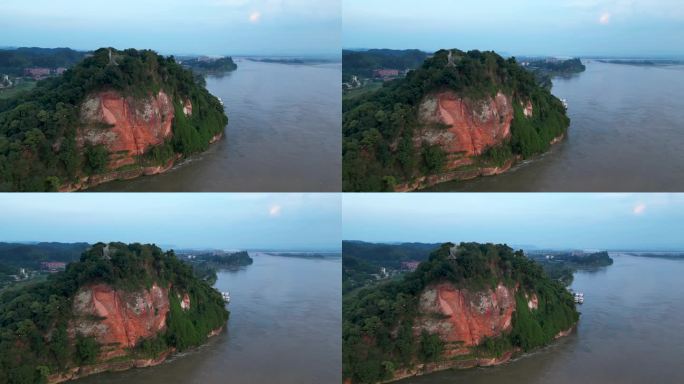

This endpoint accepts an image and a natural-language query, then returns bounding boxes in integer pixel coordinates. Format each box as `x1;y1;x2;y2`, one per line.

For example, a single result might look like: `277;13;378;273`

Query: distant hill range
246;57;336;65
343;240;440;268
595;59;683;66
0;242;90;268
0;47;87;76
342;49;429;81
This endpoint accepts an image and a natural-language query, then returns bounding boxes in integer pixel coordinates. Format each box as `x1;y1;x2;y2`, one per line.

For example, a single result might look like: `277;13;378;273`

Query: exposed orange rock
416;282;516;355
79;90;176;169
180;293;191;311
526;292;539;310
521;100;534;118
69;283;170;359
394;91;554;191
418;90;513;160
182;98;193;117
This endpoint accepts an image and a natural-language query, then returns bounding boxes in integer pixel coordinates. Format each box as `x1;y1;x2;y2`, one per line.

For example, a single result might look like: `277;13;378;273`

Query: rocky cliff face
416;282;516;356
393;91;537;191
69;283;173;359
414;283;540;355
79;91;177;169
418;91;514;162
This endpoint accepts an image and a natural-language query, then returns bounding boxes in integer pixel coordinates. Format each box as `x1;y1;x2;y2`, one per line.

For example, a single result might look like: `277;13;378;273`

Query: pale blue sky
0;0;340;56
342;194;684;250
344;0;684;58
0;193;341;251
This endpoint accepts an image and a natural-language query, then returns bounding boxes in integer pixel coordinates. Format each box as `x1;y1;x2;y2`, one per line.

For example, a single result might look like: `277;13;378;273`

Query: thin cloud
633;203;646;215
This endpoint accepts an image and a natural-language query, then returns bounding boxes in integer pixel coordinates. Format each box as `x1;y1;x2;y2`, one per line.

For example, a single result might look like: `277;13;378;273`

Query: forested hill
0;242;90;268
0;47;87;76
343;243;579;383
342;241;440;268
342;49;429;80
0;47;227;191
343;49;570;191
0;243;228;384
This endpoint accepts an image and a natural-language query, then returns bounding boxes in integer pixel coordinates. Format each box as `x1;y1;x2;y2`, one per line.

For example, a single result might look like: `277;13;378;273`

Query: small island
0;242;229;384
519;57;586;89
178;250;253;285
180;56;238;75
527;250;614;285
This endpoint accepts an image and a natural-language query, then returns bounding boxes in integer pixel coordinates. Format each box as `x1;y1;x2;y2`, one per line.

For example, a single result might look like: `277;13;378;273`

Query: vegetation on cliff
0;243;228;384
0;47;228;191
342;49;570;191
342;242;579;383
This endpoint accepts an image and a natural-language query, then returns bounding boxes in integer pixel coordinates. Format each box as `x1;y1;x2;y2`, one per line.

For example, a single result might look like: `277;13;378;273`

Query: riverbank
59;132;224;192
47;326;225;383
396;132;566;192
378;325;576;383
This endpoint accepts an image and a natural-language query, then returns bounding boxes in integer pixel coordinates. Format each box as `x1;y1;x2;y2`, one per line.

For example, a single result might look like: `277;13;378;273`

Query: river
92;59;341;192
429;61;684;191
398;253;684;383
73;253;342;384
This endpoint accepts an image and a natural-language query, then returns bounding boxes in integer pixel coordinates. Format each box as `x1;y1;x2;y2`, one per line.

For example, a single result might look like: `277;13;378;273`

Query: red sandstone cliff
69;283;172;359
415;282;516;355
417;91;514;161
78;90;177;169
384;281;563;382
57;91;209;191
395;91;538;191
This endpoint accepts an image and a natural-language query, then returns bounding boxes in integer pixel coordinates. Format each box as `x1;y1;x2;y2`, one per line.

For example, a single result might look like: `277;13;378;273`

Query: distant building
402;261;420;272
24;67;51;79
373;69;400;80
41;261;67;272
0;74;12;88
54;67;67;75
